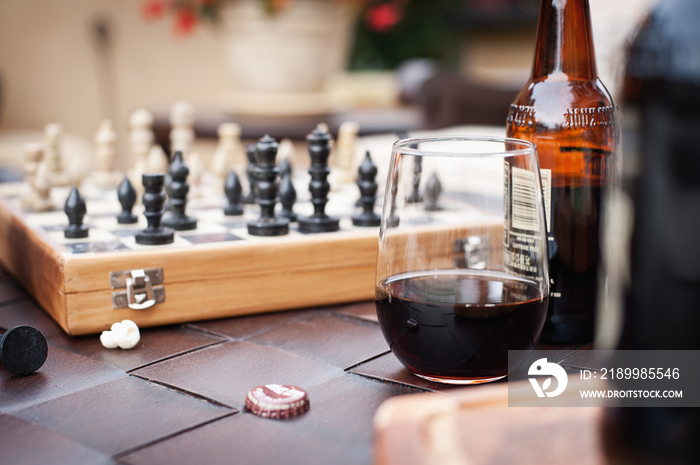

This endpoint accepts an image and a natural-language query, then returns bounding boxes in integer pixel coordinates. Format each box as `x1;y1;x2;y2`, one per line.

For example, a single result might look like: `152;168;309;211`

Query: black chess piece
64;185;88;238
243;144;257;204
298;127;340;233
163;151;197;231
224;170;244;216
352;151;381;227
279;170;297;222
0;325;48;375
247;135;289;236
117;176;138;224
424;172;443;211
406;157;423;204
135;173;174;245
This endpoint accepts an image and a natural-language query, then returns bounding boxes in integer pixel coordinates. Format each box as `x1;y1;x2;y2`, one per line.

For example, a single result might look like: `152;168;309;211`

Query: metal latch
110;268;165;310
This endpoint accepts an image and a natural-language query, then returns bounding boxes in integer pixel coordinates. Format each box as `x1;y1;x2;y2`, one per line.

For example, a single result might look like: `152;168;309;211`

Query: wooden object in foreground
374;381;605;465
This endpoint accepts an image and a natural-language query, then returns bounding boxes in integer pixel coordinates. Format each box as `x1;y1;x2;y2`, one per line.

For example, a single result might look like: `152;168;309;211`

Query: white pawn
169;100;195;156
146;144;169;174
211;123;242;188
44;123;66;186
277;138;295;165
28;160;53;212
185;151;205;197
92;119;121;186
23;143;44;187
21;143;44;210
128;108;155;195
331;120;360;184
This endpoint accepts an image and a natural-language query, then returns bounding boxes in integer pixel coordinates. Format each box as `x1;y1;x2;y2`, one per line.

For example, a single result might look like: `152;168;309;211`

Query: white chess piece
332;121;360;184
44;123;66;185
92;119;121;186
185;151;204;197
23;143;44;187
21;143;44;209
28;160;54;212
146;144;169;174
128;108;155;195
169;100;195;156
277;138;295;165
211;123;242;188
65;152;87;187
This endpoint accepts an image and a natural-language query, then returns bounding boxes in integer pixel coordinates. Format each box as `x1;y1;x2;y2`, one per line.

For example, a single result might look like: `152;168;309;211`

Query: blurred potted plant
142;0;421;114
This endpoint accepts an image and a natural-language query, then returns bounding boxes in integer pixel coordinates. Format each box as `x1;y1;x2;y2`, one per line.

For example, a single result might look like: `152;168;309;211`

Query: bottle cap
245;384;309;419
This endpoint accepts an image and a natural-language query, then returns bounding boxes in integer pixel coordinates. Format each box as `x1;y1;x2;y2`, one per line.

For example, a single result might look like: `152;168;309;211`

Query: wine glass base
413;373;507;385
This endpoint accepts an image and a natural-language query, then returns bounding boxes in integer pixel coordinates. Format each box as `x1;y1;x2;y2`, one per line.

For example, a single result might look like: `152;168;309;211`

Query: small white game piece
185;151;205;197
22;142;43;189
128;108;155;195
91;119;121;187
27;160;54;212
331;120;360;184
146;144;169;174
100;319;140;350
129;108;155;163
277;138;295;165
44;123;66;186
169;100;195;156
211;122;242;187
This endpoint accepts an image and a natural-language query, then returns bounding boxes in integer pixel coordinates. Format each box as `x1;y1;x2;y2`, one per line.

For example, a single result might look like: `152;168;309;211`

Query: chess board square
120;234;193;249
176;220;228;236
180;232;242;244
64;240;130;254
90;214;147;231
47;227;118;244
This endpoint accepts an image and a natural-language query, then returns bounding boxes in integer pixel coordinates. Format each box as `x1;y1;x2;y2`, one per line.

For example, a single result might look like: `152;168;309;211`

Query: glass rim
393;135;536;158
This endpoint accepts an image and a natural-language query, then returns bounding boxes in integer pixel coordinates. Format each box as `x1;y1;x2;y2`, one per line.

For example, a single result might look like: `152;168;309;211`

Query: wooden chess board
0;174;503;335
0;176;385;335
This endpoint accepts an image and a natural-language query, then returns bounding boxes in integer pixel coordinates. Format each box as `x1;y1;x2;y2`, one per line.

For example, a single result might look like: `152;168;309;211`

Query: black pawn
298;127;340;233
117;176;138;224
224;170;244;216
163;151;197;231
352;151;381;227
64;186;88;238
0;326;48;375
279;170;297;222
243;144;257;204
424;172;443;212
135;173;174;245
247;135;289;236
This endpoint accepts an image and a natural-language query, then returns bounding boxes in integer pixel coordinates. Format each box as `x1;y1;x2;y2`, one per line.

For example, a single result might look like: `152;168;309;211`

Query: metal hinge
110;268;165;310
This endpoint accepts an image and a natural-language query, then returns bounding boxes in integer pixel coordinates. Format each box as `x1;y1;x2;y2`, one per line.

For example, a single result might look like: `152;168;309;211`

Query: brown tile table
0;273;592;464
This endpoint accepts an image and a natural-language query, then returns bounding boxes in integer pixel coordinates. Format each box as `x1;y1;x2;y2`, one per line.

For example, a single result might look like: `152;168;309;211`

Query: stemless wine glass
375;136;550;384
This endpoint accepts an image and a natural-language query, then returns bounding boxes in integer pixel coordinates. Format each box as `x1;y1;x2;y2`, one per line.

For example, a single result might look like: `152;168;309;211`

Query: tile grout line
113;410;239;461
343;350;392;372
125;339;232;374
128;373;239;410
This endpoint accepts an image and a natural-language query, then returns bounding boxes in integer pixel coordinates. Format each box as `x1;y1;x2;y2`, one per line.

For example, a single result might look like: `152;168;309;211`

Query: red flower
142;0;166;20
174;8;198;35
365;3;403;33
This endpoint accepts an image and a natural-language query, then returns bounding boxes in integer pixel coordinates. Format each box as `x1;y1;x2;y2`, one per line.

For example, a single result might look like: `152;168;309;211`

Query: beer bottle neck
531;0;598;81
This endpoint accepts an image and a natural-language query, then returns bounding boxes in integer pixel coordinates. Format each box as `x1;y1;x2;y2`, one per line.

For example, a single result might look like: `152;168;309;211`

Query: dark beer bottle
506;0;619;342
601;1;700;463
